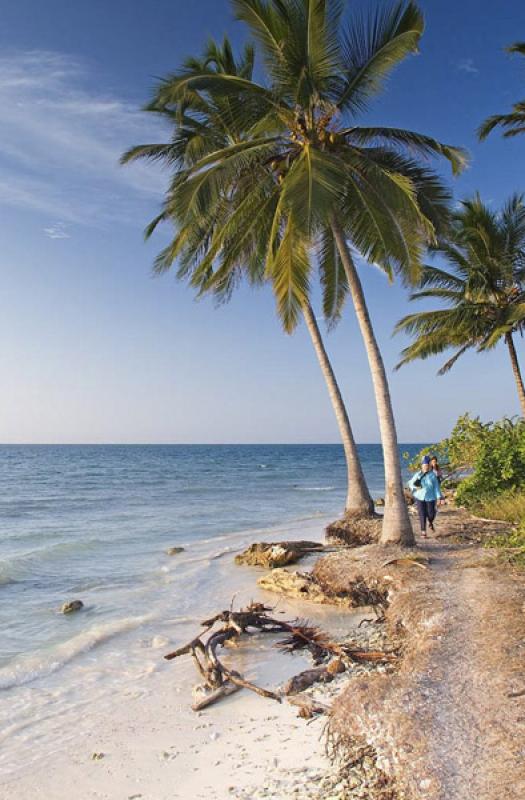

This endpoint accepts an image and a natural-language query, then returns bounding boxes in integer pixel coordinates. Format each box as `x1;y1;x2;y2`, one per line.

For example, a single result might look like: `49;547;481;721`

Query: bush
455;418;525;507
406;414;501;483
407;414;525;503
485;521;525;567
469;489;525;523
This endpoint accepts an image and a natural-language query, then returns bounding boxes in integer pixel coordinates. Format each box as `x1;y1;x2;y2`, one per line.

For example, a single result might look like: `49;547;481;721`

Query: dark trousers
415;499;436;531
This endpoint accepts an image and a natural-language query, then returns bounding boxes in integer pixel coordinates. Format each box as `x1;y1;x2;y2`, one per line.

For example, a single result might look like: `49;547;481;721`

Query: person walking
408;455;444;538
430;455;443;483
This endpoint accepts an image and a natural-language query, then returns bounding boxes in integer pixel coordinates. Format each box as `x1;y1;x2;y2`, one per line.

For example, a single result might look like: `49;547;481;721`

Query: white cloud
457;58;479;75
43;222;70;239
0;50;168;229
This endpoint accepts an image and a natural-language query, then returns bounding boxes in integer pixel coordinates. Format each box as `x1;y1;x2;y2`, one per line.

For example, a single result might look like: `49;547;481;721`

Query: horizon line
0;441;426;447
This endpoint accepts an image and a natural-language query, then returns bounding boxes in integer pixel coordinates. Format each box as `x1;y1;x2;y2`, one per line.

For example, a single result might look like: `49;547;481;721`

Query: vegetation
479;42;525;141
408;414;525;501
122;36;374;518
123;0;467;546
485;524;525;567
395;194;525;415
472;490;525;524
409;414;525;564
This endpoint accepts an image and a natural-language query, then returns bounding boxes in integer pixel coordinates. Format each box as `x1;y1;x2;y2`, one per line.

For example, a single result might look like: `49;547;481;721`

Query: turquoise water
0;443;421;683
0;444;424;778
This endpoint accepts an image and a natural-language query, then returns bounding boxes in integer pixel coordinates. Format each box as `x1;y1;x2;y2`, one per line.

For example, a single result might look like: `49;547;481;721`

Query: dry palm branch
164;602;395;711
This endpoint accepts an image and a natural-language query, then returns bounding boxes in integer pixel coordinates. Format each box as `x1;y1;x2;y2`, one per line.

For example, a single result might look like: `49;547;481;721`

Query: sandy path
417;531;525;799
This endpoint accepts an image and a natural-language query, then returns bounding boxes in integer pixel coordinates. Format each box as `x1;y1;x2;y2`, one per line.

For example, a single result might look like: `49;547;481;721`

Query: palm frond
318;224;348;327
346;127;468;175
338;1;424;114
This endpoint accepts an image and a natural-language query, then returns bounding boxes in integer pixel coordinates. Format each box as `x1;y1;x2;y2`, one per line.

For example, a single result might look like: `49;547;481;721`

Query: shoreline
3;506;524;800
0;514;357;799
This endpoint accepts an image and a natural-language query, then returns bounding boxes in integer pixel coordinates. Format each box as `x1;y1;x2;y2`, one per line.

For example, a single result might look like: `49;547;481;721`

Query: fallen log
164;601;396;711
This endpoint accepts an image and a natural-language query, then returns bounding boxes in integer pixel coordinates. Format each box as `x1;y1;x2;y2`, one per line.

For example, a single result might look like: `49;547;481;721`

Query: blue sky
1;0;524;444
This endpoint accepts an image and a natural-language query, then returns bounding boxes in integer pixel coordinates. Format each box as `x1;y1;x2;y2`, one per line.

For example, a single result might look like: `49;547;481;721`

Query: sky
0;0;524;444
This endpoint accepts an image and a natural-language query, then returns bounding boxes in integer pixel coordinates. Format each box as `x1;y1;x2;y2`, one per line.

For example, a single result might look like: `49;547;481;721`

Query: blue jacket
408;470;443;502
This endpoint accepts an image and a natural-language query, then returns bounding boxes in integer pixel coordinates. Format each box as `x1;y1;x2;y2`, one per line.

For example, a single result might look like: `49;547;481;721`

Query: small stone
209;731;220;741
91;752;105;760
61;600;84;614
166;546;185;556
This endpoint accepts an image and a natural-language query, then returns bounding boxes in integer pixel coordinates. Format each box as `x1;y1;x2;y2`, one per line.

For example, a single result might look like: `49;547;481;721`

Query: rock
61;600;84;614
325;516;382;547
375;497;385;507
91;752;105;760
326;658;346;675
257;568;349;605
166;546;185;556
235;540;323;569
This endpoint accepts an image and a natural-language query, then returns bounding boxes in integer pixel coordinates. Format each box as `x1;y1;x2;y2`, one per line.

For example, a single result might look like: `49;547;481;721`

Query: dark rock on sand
61;600;84;614
166;546;185;556
235;540;323;569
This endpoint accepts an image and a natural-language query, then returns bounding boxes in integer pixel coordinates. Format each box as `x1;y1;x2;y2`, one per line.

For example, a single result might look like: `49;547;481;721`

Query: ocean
0;443;421;778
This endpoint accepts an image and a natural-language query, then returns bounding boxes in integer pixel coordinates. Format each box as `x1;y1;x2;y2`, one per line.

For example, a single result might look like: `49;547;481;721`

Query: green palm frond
345;127;468;175
395;192;525;375
122;6;462;336
267;213;312;332
338;1;424;114
507;42;525;56
318;224;348;326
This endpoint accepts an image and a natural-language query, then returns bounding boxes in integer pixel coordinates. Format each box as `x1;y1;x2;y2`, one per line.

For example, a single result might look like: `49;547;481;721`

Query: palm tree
479;43;525;140
125;1;466;545
123;37;374;517
395;194;525;415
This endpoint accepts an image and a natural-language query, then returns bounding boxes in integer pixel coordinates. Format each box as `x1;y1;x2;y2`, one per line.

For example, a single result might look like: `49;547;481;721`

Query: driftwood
287;694;330;719
164;601;395;711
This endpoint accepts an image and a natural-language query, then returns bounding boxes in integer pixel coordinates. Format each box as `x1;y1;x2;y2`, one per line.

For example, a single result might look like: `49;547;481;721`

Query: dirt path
412;515;525;799
321;507;525;800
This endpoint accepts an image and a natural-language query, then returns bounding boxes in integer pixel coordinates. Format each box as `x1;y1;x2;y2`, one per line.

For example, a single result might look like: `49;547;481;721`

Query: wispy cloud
43;221;70;239
0;50;168;230
456;58;479;76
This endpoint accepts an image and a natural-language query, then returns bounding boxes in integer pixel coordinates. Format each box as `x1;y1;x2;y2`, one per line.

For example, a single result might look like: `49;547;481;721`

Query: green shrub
455;418;525;507
469;489;525;523
406;413;507;484
407;414;525;502
485;520;525;567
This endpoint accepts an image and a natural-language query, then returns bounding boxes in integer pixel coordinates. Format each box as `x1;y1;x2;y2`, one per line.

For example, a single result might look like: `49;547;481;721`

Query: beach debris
166;546;185;556
258;568;388;615
287;695;330;719
381;554;430;570
257;568;346;604
91;752;105;760
164;602;395;712
235;540;324;569
325;515;382;547
61;599;84;614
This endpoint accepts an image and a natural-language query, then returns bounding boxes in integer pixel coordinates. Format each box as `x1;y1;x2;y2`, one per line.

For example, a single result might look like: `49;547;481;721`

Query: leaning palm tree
479;43;525;140
123;37;374;517
125;0;466;544
395;194;525;415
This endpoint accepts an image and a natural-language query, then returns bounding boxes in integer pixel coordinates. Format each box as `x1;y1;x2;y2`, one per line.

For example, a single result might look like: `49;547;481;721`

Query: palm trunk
330;218;414;545
505;332;525;417
302;303;374;516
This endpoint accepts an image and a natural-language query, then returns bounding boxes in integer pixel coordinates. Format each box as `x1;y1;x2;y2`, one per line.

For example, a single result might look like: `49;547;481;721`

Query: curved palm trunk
505;332;525;417
330;218;414;546
302;303;375;516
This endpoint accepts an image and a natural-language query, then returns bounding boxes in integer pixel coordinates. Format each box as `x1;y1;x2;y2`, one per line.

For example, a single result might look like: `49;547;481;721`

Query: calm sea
0;443;421;777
